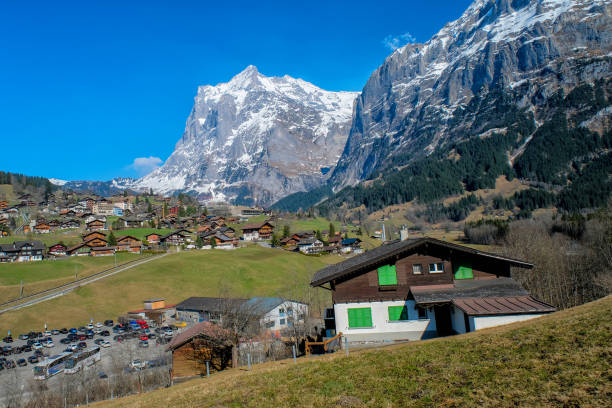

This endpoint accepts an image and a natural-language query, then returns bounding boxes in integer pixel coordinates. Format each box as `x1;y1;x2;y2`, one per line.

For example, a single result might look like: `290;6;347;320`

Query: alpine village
0;0;611;407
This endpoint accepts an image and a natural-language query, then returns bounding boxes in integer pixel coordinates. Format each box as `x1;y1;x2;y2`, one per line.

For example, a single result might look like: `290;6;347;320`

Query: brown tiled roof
166;321;233;351
240;221;273;230
452;296;555;316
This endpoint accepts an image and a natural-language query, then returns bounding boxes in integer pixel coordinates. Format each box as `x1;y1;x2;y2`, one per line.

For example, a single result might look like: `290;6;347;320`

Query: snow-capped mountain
331;0;612;186
135;66;358;205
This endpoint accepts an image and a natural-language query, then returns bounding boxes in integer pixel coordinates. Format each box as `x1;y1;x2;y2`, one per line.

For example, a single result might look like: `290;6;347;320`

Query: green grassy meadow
0;246;341;335
96;295;612;408
0;252;144;301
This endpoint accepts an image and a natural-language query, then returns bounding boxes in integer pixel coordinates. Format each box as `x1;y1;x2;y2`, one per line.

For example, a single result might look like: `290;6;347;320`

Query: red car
139;335;148;341
78;334;87;341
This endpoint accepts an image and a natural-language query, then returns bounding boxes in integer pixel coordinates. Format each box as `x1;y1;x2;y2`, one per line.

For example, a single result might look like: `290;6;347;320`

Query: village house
33;221;51;234
90;246;116;257
310;237;555;344
66;243;91;256
47;243;67;257
161;229;192;246
116;235;142;253
240;221;274;241
166;321;235;379
0;241;45;262
86;218;106;232
145;232;161;245
93;201;115;216
328;234;343;247
60;219;80;229
176;297;247;323
0;200;8;210
340;238;363;254
297;238;325;254
119;217;142;228
243;297;308;337
82;231;107;247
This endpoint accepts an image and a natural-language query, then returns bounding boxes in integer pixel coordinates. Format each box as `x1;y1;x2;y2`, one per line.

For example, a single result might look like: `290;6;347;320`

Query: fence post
292;344;296;363
344;336;349;356
206;361;210;377
247;352;251;370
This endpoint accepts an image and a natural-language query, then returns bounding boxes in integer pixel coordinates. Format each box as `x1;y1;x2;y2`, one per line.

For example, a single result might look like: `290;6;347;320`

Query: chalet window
347;307;373;328
417;307;428;319
429;263;445;274
377;265;398;285
454;263;473;280
388;305;409;321
412;264;422;274
279;319;286;325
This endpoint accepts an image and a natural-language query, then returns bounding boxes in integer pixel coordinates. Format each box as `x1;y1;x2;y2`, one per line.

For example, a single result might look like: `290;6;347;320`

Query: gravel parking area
0;322;179;406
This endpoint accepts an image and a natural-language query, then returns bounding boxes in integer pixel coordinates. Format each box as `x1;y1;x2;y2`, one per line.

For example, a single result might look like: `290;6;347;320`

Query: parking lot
0;321;179;406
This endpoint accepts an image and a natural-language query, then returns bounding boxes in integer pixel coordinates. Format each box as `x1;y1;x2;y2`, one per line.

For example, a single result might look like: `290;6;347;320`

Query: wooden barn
145;233;161;244
240;221;274;241
166;321;235;379
86;219;106;232
90;246;116;257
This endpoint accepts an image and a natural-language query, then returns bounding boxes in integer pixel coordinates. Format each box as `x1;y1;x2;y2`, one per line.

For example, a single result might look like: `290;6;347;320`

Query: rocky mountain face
134;66;357;205
331;0;612;187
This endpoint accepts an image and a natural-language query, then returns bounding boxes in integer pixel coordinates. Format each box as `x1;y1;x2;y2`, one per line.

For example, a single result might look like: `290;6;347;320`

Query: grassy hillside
0;252;144;301
0;247;341;335
95;295;612;408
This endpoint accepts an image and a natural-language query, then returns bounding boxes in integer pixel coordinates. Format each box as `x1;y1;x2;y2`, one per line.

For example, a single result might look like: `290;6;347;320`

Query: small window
264;321;274;328
412;264;422;274
429;263;445;273
347;307;373;328
378;265;398;285
388;306;409;321
417;307;428;319
279;319;286;325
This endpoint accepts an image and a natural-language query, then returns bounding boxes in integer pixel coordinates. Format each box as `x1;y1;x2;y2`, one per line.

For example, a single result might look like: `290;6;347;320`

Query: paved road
0;253;167;315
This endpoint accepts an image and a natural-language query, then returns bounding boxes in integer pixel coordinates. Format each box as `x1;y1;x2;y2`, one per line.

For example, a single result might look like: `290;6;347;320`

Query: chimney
400;225;408;241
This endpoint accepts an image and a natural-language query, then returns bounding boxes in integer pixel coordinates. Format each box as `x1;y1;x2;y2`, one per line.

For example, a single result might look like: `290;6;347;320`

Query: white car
93;327;102;334
43;330;52;337
32;342;43;350
44;341;54;348
164;329;173;337
95;322;103;328
130;359;146;370
86;323;94;330
69;344;78;352
100;340;111;348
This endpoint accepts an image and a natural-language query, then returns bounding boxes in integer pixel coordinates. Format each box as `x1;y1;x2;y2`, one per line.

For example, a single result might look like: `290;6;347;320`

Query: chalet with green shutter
311;238;555;343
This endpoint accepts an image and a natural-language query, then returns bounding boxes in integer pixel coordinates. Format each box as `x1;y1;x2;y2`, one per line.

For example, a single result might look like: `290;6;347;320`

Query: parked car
23;345;32;353
51;329;60;335
5;360;16;369
2;336;13;343
100;330;110;337
94;339;104;345
60;328;69;334
77;342;87;349
98;371;108;379
139;340;149;348
32;343;42;350
130;359;146;370
44;340;54;348
18;334;29;340
104;320;114;327
27;355;38;364
16;358;27;367
86;323;94;330
43;331;52;337
69;344;78;352
140;335;148;341
95;322;103;328
60;338;71;344
100;341;111;348
69;328;78;334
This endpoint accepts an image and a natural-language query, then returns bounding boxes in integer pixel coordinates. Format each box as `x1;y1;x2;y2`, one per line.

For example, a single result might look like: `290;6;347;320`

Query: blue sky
0;0;472;181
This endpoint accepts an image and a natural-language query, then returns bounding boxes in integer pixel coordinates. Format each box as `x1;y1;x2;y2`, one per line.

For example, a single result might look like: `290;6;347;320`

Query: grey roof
175;297;246;313
0;241;45;252
410;278;529;304
310;238;534;287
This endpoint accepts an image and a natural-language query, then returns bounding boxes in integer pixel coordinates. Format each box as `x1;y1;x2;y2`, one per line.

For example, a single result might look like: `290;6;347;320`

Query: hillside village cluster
0;191;363;262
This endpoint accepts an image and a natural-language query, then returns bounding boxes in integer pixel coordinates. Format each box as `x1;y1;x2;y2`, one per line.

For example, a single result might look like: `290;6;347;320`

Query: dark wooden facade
330;244;510;304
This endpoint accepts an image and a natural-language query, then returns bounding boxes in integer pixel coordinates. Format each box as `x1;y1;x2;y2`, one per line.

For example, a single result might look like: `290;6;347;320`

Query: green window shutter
388;305;409;321
454;263;473;279
348;307;372;328
377;265;398;285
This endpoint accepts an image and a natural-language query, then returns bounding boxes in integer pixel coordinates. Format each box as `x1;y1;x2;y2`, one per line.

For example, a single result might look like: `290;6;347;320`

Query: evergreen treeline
271;185;333;212
0;171;56;192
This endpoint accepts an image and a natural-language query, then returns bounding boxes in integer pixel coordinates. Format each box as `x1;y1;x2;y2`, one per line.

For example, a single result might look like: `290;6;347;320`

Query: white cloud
382;32;416;51
130;156;163;176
